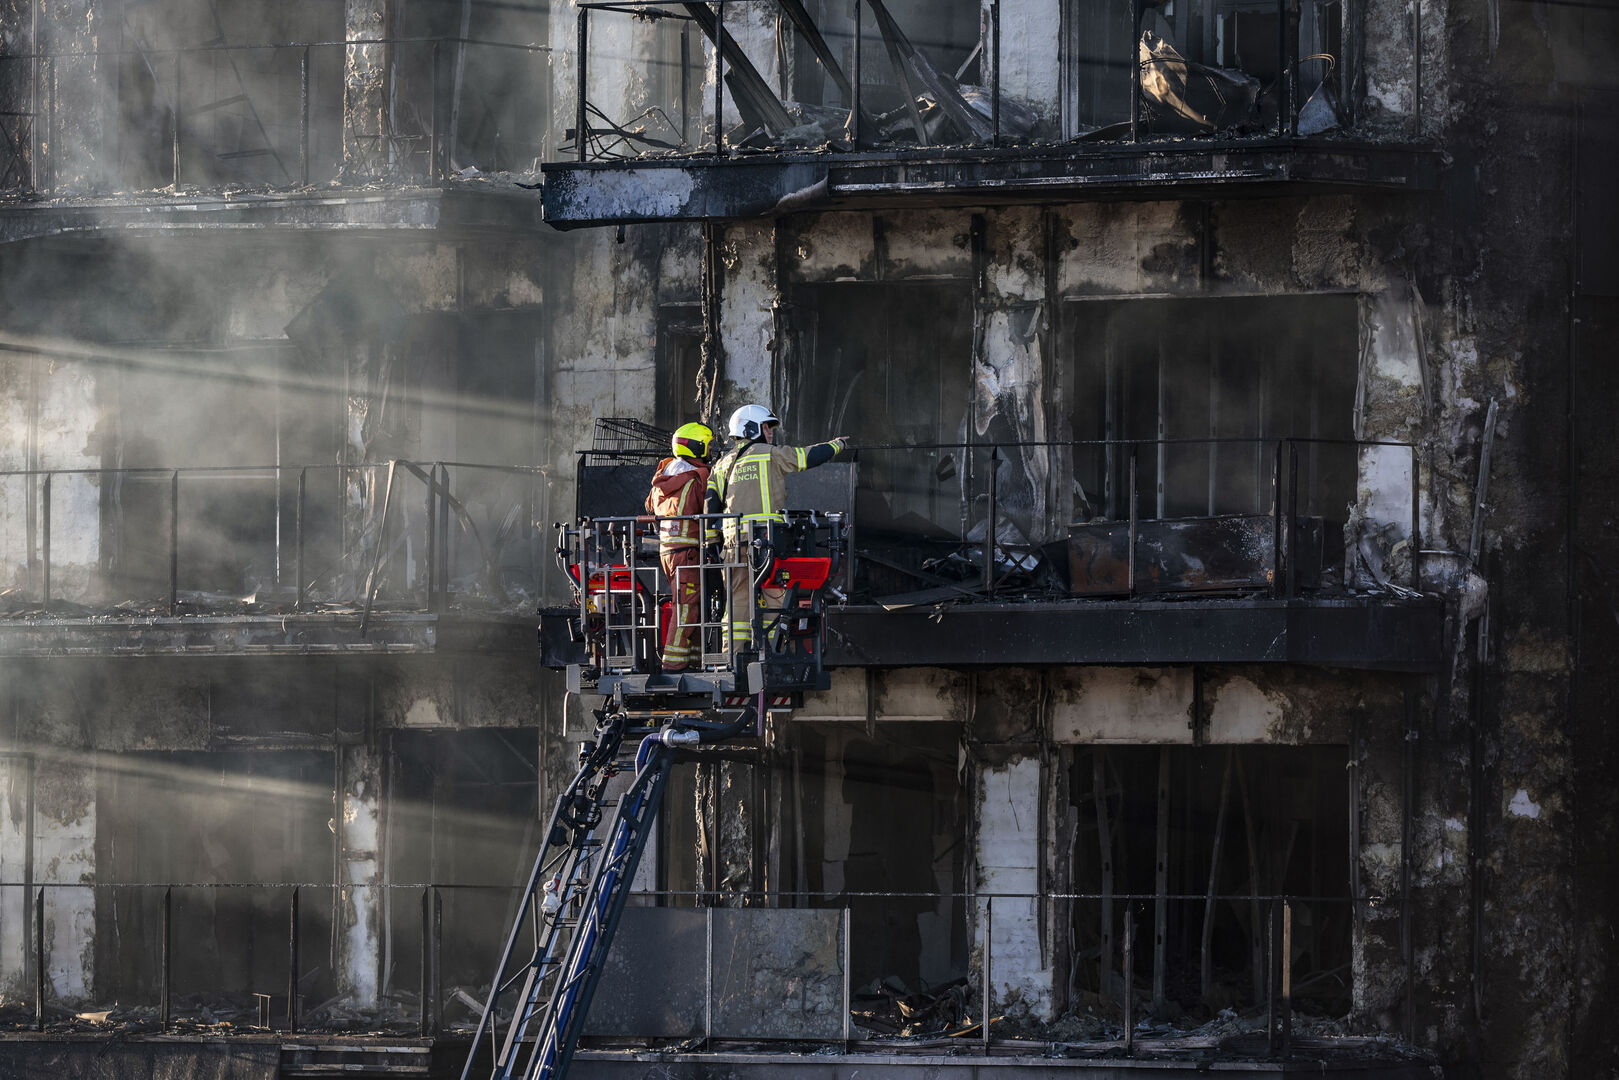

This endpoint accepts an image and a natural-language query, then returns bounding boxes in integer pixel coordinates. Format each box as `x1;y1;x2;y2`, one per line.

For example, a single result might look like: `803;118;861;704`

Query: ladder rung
217;148;275;159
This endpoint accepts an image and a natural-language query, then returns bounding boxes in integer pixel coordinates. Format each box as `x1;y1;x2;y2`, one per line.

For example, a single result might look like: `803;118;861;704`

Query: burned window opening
385;729;541;1013
1058;295;1356;596
778;280;979;596
95;750;338;1018
9;0;551;196
1069;745;1352;1018
1065;295;1357;523
796;723;967;999
1062;0;1345;137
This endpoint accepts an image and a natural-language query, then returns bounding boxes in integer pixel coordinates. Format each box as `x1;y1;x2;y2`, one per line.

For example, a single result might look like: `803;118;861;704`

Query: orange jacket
645;457;714;548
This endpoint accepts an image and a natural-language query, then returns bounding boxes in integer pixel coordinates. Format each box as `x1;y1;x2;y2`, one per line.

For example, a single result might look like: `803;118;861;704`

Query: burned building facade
0;0;1616;1078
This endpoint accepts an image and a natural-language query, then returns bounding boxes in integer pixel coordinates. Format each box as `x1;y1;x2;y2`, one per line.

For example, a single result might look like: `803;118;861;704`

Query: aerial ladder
461;495;846;1080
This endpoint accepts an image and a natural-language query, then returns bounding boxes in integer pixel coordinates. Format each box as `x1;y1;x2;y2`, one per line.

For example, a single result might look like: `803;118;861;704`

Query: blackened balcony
541;0;1438;227
0;32;550;241
0;461;553;655
552;430;1446;674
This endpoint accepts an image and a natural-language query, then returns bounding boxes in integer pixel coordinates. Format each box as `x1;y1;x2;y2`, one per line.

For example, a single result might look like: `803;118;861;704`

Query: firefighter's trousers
724;537;783;651
659;546;703;668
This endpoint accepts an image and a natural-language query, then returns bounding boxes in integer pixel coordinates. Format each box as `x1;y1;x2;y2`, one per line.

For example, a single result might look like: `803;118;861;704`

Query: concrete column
336;742;383;1009
34;754;96;1007
39;0;112;193
716;220;777;412
983;0;1063;136
974;754;1054;1021
0;752;31;996
343;0;390;177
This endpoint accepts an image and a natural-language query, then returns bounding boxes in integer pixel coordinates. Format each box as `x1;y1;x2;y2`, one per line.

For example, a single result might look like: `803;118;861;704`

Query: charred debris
574;0;1336;160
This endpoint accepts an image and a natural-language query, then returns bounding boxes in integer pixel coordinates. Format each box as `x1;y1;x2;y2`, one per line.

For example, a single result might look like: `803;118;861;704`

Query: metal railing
0;35;550;194
0;461;553;617
0;436;1419;620
568;0;1425;162
845;436;1419;600
564;510;846;676
565;513;746;674
0;882;1398;1050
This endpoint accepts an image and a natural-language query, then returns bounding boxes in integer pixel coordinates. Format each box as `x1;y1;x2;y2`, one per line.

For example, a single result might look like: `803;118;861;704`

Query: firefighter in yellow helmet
705;405;850;652
645;422;719;673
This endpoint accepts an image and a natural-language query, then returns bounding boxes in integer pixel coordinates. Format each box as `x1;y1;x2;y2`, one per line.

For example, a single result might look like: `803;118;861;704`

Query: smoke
0;225;561;610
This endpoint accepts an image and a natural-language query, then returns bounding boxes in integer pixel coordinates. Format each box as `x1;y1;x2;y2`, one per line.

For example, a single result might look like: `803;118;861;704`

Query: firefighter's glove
831;436;852;454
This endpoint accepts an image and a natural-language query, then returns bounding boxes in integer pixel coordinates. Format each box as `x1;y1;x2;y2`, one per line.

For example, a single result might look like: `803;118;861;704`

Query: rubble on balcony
1138;31;1263;135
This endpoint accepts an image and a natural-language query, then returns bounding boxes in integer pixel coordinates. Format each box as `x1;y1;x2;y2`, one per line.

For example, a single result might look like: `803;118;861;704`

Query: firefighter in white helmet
705;404;849;652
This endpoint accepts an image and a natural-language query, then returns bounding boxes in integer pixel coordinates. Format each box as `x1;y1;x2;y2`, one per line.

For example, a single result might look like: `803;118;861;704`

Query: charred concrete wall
531;143;1611;1070
0;0;1612;1074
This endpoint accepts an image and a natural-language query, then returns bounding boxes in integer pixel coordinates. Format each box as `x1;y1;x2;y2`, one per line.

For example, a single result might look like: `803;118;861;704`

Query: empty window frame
1060;0;1346;134
1062;295;1358;527
385;730;541;1002
94;750;337;1012
114;0;345;188
795;723;967;997
778;282;974;540
786;0;981;141
105;342;337;602
1070;745;1352;1015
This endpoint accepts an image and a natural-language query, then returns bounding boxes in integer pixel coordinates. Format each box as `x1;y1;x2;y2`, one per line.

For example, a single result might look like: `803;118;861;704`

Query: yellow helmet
671;422;715;462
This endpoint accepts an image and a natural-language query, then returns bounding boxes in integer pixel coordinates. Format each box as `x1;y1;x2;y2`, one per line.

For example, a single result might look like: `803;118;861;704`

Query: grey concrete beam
0;186;545;245
0;612;537;657
822;599;1447;672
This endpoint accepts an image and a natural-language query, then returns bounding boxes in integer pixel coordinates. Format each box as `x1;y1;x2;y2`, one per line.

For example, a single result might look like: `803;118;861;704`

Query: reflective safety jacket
706;438;845;541
645;457;715;549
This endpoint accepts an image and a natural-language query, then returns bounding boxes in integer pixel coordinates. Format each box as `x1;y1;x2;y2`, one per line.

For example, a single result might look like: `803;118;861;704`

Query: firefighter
645;422;719;673
706;404;849;651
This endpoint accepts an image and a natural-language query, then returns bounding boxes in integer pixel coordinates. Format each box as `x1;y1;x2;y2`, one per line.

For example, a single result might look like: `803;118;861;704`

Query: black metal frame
556;509;847;698
565;0;1423;163
0;459;545;618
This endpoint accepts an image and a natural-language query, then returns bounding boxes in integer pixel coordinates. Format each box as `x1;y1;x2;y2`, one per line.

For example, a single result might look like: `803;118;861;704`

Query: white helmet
727;403;780;440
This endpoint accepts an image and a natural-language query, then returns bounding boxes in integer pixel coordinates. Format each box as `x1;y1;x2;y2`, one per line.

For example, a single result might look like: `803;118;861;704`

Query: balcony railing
578;436;1421;606
0;36;549;195
848;436;1420;601
566;0;1425;163
0;881;1394;1049
0;434;1421;626
0;461;554;619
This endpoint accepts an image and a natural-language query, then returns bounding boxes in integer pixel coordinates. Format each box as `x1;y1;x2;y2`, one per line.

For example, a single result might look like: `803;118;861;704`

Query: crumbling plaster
337;741;382;1009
